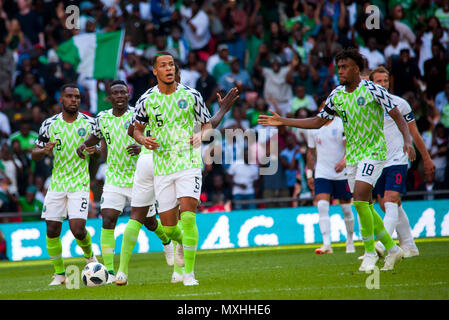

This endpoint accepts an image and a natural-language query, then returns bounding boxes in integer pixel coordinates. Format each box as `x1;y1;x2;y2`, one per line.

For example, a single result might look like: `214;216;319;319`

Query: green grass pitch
0;238;448;300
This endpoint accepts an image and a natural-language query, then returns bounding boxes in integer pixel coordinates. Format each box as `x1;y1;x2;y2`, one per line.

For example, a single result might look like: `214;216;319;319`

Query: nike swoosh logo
153;105;160;109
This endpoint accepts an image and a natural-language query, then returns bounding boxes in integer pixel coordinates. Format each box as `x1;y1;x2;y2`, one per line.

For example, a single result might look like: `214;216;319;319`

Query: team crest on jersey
357;97;366;106
177;99;187;109
78;128;86;137
124;121;131;130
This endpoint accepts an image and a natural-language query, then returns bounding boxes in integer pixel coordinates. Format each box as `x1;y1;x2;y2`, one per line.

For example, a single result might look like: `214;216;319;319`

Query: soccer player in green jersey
76;80;173;283
129;52;239;286
32;84;98;286
259;48;416;272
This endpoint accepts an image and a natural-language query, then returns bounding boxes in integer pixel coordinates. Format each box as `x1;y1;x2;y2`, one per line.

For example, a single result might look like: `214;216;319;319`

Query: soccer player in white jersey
76;80;173;284
124;52;239;286
259;48;416;272
32;84;98;286
367;67;436;258
306;107;355;254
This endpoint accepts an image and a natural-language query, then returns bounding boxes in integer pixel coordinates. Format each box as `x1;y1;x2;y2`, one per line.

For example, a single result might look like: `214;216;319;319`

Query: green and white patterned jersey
135;84;211;176
318;79;397;166
93;108;137;187
36;112;95;192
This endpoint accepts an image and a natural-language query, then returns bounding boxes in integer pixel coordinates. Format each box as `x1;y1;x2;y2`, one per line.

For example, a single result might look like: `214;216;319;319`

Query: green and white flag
56;30;124;79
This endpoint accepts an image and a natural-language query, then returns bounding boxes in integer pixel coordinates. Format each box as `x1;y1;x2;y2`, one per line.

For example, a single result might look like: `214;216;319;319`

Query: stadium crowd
0;0;449;225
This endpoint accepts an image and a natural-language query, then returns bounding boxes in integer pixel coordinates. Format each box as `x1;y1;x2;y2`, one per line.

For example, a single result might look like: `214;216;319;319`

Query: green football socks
75;230;93;259
162;224;183;244
154;218;170;245
370;204;395;251
173;221;184;275
100;228;115;273
180;211;198;274
353;201;375;253
118;219;142;275
46;236;65;274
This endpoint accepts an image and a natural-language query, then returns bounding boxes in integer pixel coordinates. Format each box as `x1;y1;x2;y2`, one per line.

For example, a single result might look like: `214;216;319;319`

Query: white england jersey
307;117;347;180
384;95;414;167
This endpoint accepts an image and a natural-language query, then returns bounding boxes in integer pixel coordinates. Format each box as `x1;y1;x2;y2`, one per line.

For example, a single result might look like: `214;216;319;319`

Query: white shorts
346;159;385;193
154;168;202;213
100;185;132;212
42;191;90;222
131;152;157;217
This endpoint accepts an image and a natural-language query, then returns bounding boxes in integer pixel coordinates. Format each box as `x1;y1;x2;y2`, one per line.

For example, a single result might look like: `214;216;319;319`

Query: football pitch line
1;237;448;269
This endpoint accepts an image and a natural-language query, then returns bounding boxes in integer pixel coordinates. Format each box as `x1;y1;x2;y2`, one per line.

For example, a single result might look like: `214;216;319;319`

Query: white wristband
306;169;313;179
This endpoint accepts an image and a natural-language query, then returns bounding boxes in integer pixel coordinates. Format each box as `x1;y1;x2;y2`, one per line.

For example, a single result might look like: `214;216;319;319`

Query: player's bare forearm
306;148;316;170
209;87;240;129
133;122;146;145
409;121;435;173
259;113;328;129
83;134;101;147
128;123;135;138
389;108;412;145
31;146;48;161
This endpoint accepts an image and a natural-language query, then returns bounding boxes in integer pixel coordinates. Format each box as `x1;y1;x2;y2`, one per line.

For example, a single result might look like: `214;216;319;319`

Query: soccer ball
82;262;109;287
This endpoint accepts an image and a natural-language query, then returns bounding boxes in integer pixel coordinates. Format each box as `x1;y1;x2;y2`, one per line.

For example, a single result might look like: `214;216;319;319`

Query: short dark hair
60;83;79;94
109;80;128;89
335;48;365;71
153;52;174;67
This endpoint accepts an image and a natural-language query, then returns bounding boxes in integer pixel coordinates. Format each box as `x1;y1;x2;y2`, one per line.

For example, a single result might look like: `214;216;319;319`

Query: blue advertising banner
1;200;448;261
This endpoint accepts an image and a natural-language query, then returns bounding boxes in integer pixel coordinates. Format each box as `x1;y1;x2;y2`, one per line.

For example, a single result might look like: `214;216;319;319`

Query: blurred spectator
430;123;449;183
280;134;302;197
436;0;449;29
0;39;14;94
221;104;250;133
227;149;259;210
358;37;386;70
15;0;44;47
0;109;10;139
18;184;42;222
180;0;211;52
290;84;318;117
127;52;153;107
390;4;416;45
218;57;252;100
391;49;421;97
254;52;294;117
0;141;18;195
415;169;448;200
10;139;32;195
195;59;217;107
167;24;190;64
208;43;232;81
384;30;415;66
435;81;449;128
244;96;269;128
180;51;200;88
0;171;18;219
13;71;35;103
144;33;178;62
287;62;319;98
206;174;232;209
423;42;447;98
9;120;38;156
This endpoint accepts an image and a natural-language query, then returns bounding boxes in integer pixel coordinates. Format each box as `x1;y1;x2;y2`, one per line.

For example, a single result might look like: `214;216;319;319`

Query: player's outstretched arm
387;107;416;162
258;110;328;129
408;120;435;175
208;87;240;129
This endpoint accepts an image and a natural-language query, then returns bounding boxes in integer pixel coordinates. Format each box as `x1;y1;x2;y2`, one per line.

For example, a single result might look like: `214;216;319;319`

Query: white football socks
340;203;354;243
317;200;331;247
383;202;399;235
396;205;417;249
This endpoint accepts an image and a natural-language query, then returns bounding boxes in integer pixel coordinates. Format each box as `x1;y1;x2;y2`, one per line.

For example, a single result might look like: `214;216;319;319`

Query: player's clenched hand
258;110;283;127
44;142;57;154
127;144;142;156
143;137;160;150
76;143;87;159
334;158;346;173
404;143;416;162
307;177;314;194
189;132;202;149
85;146;97;156
217;87;239;113
423;158;436;176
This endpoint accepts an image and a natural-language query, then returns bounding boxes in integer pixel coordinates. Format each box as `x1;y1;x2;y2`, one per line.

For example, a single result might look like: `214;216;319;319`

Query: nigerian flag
56;30;124;79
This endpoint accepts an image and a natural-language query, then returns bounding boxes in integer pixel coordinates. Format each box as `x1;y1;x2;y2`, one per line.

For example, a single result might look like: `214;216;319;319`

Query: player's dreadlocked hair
335;48;366;71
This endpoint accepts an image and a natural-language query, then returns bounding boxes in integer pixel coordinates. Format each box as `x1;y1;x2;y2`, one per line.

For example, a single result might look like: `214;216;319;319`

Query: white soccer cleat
175;242;185;267
115;272;128;286
163;241;174;266
85;254;98;264
358;252;366;260
314;245;333;255
183;272;199;286
171;271;184;283
381;246;404;271
359;253;379;272
49;273;67;286
346;241;356;253
403;247;419;258
374;241;386;258
106;273;116;284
